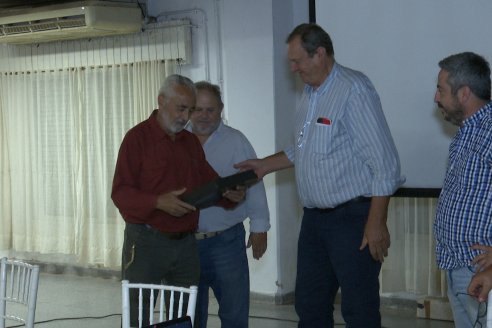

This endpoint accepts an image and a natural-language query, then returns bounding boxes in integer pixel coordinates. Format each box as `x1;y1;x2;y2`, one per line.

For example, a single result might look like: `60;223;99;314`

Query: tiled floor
7;272;455;327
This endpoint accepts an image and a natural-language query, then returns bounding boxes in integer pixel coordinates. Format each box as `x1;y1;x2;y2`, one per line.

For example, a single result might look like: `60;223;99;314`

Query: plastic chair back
121;280;197;328
0;257;40;328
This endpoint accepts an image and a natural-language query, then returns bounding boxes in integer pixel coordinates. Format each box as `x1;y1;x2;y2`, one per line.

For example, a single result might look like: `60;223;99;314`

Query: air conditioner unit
0;1;143;44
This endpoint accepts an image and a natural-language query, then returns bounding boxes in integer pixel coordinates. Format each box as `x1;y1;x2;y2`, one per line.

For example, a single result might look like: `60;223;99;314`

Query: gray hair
158;74;196;99
195;81;224;109
438;52;491;101
286;23;334;57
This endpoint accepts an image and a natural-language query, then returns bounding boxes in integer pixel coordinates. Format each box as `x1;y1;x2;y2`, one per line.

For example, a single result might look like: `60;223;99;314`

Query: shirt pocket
312;119;351;156
311;122;333;154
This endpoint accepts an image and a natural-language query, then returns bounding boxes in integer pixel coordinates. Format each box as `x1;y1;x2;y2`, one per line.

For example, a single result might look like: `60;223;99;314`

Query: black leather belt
312;196;371;214
144;224;192;240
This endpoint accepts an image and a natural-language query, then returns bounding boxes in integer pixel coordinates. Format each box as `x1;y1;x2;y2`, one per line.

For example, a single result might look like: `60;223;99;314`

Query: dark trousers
122;223;200;326
295;202;382;328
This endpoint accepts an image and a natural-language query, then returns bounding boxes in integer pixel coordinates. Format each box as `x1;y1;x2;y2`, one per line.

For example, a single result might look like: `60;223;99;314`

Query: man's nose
181;111;190;120
198;111;210;119
434;91;439;103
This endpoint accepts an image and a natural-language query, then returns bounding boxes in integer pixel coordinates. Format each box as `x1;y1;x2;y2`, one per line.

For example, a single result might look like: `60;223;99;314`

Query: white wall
147;0;308;299
270;0;307;301
314;0;492;188
221;0;279;296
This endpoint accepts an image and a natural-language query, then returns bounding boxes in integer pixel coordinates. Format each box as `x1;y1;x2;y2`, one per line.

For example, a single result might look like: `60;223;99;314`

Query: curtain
381;197;447;298
0;60;176;268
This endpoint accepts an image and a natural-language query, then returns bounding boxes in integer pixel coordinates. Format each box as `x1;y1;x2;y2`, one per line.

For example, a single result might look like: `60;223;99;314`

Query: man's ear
158;94;165;107
315;46;326;58
457;85;471;104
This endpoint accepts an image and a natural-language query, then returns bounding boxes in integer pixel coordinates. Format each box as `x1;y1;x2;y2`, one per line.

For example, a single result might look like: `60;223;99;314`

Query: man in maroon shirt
112;74;243;326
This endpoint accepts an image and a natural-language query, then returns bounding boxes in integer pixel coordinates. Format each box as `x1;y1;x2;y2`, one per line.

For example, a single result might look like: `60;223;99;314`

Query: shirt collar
462;101;492;127
199;119;224;147
304;62;339;95
209;120;224;139
149;109;187;141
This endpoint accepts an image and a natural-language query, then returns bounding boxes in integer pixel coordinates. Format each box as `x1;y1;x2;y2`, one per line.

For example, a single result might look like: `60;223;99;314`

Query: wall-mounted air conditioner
0;1;143;44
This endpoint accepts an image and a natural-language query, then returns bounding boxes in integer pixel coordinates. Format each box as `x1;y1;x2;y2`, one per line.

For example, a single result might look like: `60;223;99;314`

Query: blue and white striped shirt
434;102;492;270
284;62;404;208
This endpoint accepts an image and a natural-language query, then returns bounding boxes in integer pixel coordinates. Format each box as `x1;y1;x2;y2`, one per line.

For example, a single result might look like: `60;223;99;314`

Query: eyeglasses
297;121;310;148
455;292;487;328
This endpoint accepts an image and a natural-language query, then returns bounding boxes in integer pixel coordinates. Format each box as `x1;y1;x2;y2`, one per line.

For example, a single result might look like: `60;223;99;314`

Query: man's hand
234;159;268;179
222;186;246;203
471;244;492;271
468;266;492;302
247;232;267;260
234;152;294;179
360;219;390;263
156;188;196;217
359;196;391;263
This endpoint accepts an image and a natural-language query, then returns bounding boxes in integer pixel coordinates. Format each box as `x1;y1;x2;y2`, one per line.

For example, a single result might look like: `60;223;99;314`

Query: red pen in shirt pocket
316;117;332;125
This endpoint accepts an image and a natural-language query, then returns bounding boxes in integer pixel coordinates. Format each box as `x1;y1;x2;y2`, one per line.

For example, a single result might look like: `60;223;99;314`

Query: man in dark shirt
112;74;243;326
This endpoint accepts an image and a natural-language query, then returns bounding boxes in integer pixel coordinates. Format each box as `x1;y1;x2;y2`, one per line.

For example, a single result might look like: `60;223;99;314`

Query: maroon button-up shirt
111;110;225;232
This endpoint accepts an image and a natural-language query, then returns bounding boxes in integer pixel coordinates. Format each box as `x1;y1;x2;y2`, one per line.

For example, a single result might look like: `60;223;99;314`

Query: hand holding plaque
181;170;258;209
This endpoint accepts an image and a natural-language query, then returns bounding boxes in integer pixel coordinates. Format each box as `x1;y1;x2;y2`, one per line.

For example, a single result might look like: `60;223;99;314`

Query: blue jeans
447;266;485;328
196;223;250;328
295;203;381;328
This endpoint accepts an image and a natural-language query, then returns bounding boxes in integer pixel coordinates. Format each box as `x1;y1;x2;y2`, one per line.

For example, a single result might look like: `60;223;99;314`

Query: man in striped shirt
434;52;492;328
236;23;403;328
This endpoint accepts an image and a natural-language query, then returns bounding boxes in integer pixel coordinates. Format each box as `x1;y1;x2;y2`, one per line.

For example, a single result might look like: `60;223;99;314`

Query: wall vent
0;1;143;44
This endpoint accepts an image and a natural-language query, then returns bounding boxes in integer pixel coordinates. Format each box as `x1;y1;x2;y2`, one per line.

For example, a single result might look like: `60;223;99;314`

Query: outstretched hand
234;159;267;179
234;152;294;179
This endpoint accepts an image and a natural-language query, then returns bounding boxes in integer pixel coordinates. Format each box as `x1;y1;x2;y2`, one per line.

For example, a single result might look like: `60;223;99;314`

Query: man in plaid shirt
434;52;492;328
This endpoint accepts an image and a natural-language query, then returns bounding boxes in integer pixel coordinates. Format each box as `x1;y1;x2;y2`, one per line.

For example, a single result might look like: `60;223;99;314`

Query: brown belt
195;231;224;240
144;224;192;240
